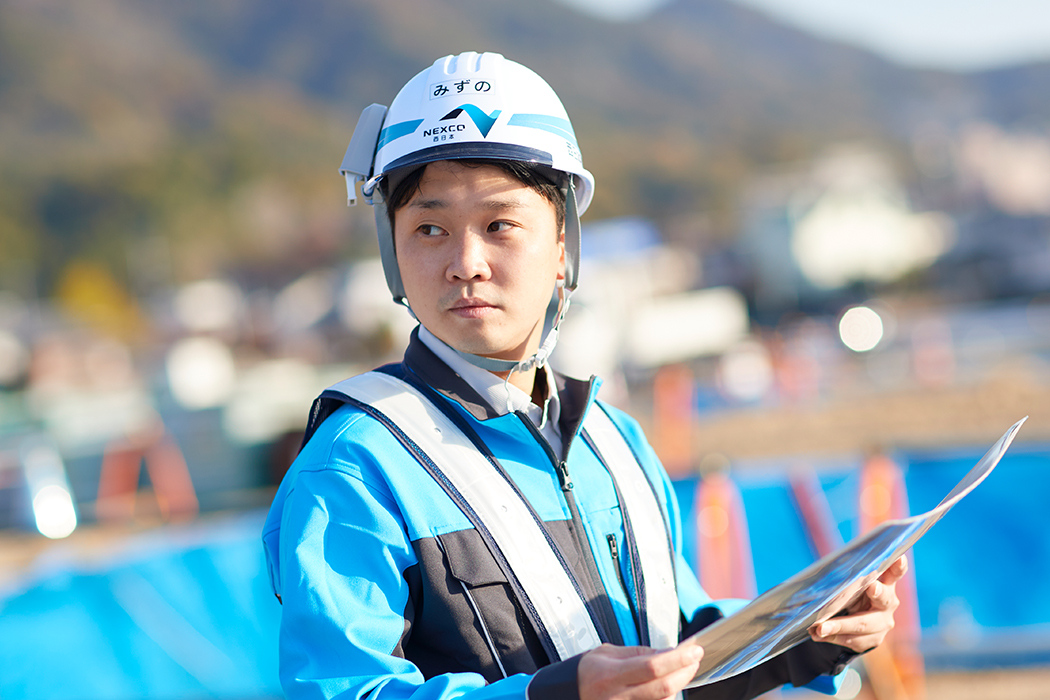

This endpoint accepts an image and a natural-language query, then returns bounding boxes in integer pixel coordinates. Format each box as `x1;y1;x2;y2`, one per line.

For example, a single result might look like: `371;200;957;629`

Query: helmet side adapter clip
340;103;388;206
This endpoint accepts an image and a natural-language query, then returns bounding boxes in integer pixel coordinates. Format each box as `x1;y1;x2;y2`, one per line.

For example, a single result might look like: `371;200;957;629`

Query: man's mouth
448;297;496;317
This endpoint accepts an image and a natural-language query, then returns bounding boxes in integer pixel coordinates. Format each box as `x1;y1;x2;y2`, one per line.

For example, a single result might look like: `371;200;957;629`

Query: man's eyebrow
482;198;528;211
406;197;529;211
406;197;446;210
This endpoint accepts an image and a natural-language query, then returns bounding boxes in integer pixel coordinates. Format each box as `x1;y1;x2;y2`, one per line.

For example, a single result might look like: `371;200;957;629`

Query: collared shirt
417;325;563;456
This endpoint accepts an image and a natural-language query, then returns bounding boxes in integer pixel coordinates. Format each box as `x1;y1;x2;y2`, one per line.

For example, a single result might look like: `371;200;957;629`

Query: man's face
393;160;564;362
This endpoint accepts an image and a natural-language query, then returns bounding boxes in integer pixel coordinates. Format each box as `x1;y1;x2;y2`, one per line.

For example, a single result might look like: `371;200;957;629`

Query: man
263;52;904;700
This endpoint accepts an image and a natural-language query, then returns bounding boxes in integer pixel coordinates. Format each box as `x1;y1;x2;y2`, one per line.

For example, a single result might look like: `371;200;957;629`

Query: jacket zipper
556;460;573;491
516;412;621;645
607;534;642;638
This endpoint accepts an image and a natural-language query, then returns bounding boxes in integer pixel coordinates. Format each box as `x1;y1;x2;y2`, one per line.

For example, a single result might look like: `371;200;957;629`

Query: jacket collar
402;327;597;452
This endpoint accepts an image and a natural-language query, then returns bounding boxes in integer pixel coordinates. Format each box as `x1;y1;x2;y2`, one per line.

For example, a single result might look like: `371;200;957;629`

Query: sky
555;0;1050;71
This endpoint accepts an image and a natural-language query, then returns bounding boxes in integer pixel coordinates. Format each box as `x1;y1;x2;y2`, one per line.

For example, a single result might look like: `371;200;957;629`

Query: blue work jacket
263;331;851;700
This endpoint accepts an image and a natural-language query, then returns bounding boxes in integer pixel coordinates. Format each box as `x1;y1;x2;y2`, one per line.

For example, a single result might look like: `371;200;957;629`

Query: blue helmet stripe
507;114;578;147
377;119;424;151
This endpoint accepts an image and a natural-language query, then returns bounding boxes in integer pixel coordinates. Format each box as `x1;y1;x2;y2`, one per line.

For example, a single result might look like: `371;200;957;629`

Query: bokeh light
174;280;245;333
32;484;78;539
0;329;28;386
22;442;78;539
718;341;774;401
838;306;884;352
166;337;236;410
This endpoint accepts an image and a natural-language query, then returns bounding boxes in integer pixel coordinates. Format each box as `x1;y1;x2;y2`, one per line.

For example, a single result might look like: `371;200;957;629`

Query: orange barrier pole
694;472;757;601
651;364;695;477
859;453;926;700
95;422;198;524
96;437;147;522
788;468;844;558
145;433;199;521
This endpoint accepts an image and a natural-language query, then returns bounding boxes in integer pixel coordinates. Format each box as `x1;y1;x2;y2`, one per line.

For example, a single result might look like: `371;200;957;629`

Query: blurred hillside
4;0;1050;298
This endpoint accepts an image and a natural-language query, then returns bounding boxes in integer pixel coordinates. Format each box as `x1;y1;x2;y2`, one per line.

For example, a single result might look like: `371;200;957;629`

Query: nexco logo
422;124;466;138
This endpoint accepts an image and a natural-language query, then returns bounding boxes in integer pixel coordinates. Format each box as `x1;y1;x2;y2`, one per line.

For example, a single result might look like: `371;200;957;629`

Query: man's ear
557;231;566;281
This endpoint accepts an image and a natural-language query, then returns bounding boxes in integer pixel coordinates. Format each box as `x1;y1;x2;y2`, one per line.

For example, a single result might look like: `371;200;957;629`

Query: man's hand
578;643;704;700
809;555;907;653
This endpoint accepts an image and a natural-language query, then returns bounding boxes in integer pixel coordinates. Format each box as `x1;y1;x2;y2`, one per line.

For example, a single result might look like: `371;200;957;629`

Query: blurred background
2;0;1050;698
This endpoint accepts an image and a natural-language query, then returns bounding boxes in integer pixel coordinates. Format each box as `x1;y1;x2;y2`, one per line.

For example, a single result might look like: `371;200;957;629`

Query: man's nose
448;231;491;282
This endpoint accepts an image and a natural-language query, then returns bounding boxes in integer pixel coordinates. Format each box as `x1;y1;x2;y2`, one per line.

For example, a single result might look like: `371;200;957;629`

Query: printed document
682;417;1027;687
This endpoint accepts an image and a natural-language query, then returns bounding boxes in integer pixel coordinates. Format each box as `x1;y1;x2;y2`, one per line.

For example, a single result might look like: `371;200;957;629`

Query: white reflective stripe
331;372;601;660
584;406;680;650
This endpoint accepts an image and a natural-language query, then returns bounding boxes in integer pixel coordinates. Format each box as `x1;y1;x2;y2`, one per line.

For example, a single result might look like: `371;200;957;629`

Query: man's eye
489;221;513;233
419;225;444;236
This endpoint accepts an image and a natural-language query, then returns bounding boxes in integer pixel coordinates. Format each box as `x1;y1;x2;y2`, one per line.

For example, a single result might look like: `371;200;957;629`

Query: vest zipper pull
607;533;642;638
556;461;573;491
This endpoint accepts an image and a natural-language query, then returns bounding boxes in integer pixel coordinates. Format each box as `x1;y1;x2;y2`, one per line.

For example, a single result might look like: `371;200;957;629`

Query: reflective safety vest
322;370;680;661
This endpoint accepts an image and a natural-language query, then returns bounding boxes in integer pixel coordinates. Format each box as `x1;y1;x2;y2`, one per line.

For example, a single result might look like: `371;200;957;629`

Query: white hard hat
340;51;593;306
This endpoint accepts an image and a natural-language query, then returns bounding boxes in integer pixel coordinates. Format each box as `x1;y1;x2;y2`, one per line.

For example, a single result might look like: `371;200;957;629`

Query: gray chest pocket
441;530;510;587
431;529;545;678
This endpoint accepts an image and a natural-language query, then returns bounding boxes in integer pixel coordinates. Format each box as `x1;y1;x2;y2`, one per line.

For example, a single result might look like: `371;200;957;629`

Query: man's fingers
583;644;704;681
815;606;898;652
578;644;704;700
816;630;889;654
809;557;907;656
598;645;667;661
864;579;899;612
879;555;908;586
629;655;703;700
813;609;895;648
846;570;900;615
618;645;703;685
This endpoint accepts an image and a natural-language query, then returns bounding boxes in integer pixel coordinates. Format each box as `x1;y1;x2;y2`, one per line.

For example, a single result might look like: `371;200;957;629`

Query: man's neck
493;365;539;403
416;326;555;412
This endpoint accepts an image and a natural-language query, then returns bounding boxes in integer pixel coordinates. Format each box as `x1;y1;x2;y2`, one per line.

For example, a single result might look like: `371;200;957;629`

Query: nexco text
422;124;466;137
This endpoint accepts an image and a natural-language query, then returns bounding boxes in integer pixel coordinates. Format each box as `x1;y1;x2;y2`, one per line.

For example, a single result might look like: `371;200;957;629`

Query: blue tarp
0;512;282;700
674;443;1050;668
3;444;1050;698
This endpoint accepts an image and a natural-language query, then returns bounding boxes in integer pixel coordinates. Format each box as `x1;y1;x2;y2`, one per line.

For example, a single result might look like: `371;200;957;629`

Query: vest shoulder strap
583;405;680;649
327;370;602;661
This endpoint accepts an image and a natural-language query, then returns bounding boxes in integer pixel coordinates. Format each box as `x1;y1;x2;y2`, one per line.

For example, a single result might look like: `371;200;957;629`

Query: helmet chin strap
449;284;571;374
410;285;572;414
474;286;572;415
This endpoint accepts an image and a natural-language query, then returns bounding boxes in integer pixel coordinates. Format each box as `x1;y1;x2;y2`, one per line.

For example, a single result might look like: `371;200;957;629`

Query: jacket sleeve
274;464;534;700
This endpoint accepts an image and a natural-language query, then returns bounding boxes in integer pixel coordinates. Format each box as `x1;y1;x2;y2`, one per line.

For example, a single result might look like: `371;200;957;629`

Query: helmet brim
383;142;554;180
